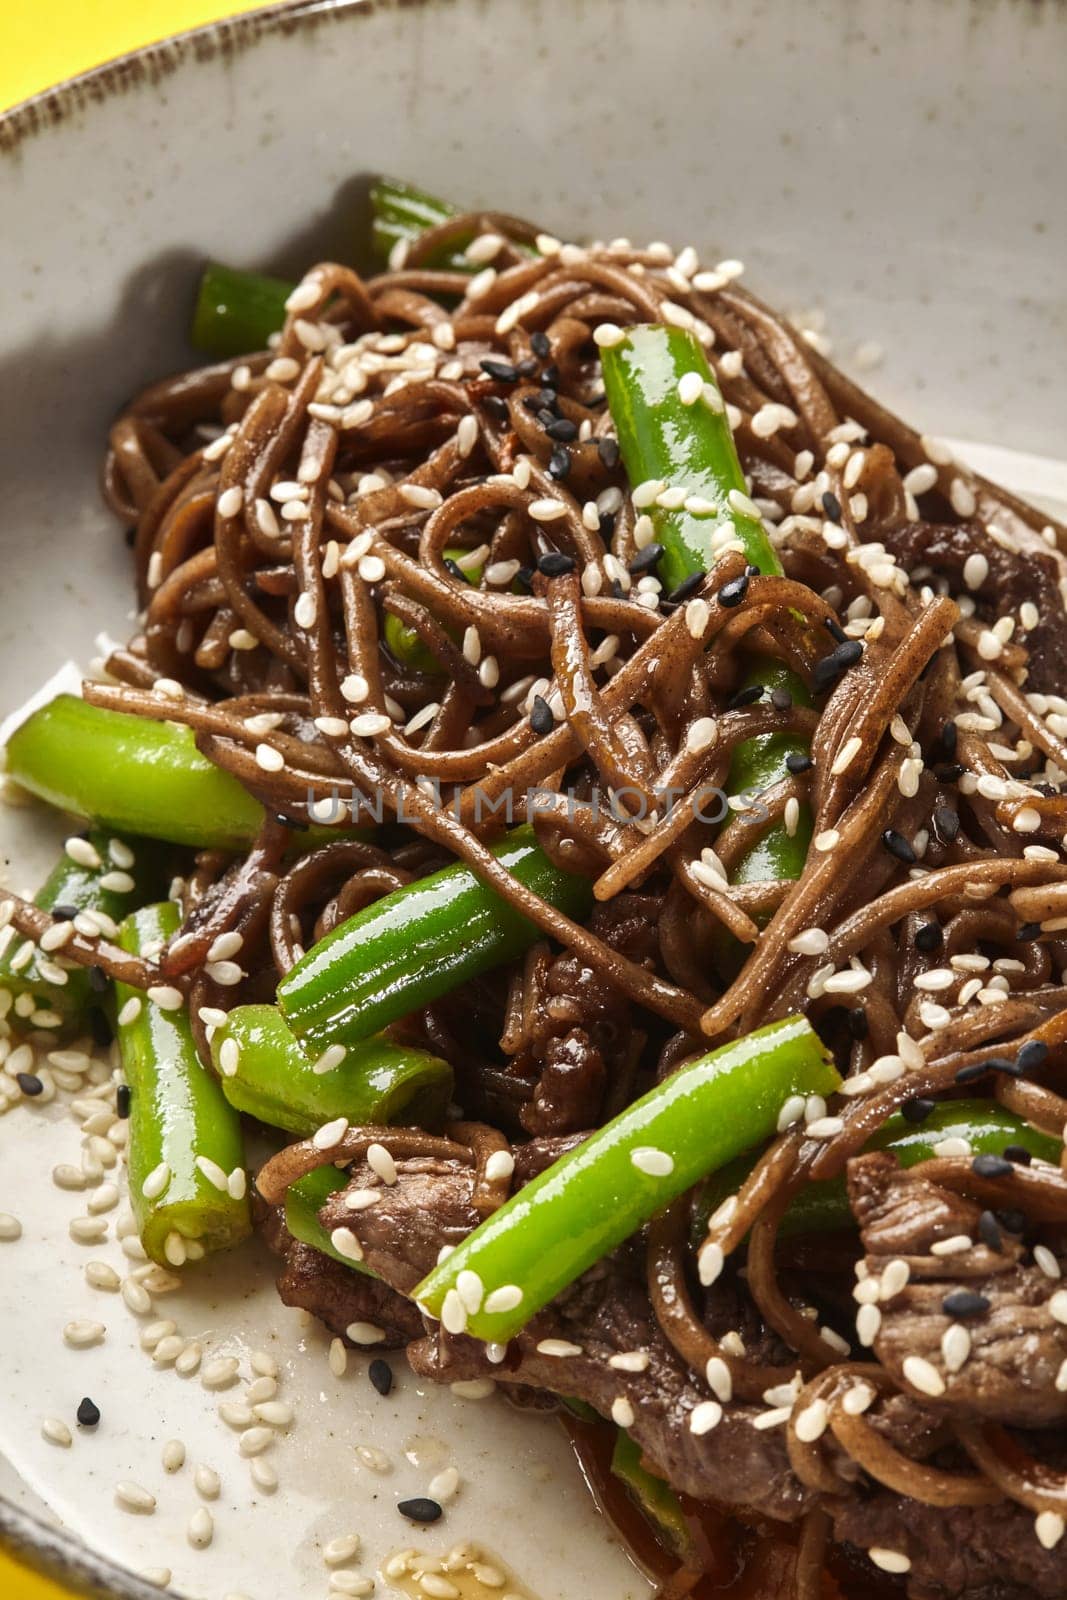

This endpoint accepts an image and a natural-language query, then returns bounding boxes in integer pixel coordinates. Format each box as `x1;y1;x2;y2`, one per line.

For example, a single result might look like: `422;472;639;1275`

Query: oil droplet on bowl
382;1541;538;1598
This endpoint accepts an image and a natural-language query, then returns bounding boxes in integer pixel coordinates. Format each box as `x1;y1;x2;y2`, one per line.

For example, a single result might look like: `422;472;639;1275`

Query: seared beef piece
511;1132;586;1182
514;899;656;1136
525;1028;606;1136
848;1153;1067;1426
276;1241;423;1348
409;1255;813;1523
321;1151;809;1519
880;519;1067;694
833;1493;1066;1600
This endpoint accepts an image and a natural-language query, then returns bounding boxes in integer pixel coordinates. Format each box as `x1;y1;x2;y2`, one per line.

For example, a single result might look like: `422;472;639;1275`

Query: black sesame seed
847;1009;869;1041
537;407;558;428
535;387;558;412
717;575;749;608
116;1084;131;1120
812;640;864;692
545;417;578;443
609;578;625;600
940;720;958;756
597;438;621;470
76;1397;101;1428
941;1289;990;1319
821;490;842;523
1003;1145;1033;1166
823;617;848;645
955;1061;990;1085
514;566;534;593
368;1359;394;1397
521;393;545;415
444;558;466;581
87;966;109;995
770;687;793;712
541;363;561;389
52;903;79;922
933;763;965;784
275;811;309;831
547;447;572;481
900;1097;936;1124
972;1153;1013;1179
1016;1039;1049;1074
666;572;705;605
996;1208;1026;1234
914;922;944;953
90;1009;114;1048
536;552;576;578
482;394;509;422
1016;922;1042;943
530;330;551;359
933;806;960;843
513;357;539;378
984;1056;1018;1076
628;543;664;576
598;513;616;542
978;1210;1002;1251
836;640;864;668
16;1073;43;1097
530;696;556;736
728;684;765;711
745;564;760;577
397;1497;442;1525
479;358;519;383
881;829;917;865
786;752;813;775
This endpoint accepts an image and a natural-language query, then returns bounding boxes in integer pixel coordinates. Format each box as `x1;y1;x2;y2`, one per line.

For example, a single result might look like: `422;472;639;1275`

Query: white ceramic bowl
0;3;1063;1596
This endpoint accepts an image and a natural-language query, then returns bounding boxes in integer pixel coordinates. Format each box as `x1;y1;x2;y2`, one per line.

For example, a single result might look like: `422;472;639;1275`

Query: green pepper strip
191;262;294;360
116;904;251;1266
0;829;161;1036
285;1166;372;1270
696;1099;1061;1244
6;696;265;849
600;325;812;888
210;1003;454;1138
369;177;468;272
611;1430;695;1564
414;1017;838;1342
278;825;592;1050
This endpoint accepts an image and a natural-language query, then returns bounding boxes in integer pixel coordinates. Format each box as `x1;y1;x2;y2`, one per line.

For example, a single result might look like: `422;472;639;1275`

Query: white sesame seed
141;1161;171;1201
856;1304;882;1347
365;1142;398;1185
65;837;101;870
250;1456;279;1492
239;1426;274;1457
631;1146;674;1177
814;829;840;852
313;1042;348;1075
330;1228;364;1263
942;1323;972;1373
324;1535;362;1567
314;1116;349;1150
42;1416;72;1447
484;1285;523;1315
1036;1512;1066;1550
218;486;244;519
535;1339;584;1358
794;1398;829;1442
196;1155;230;1192
1035;1244;1061;1279
752;1406;792;1431
686;598;710;640
869;1549;911;1575
0;1211;23;1241
610;1395;636;1429
698;1242;724;1287
116;1482;156;1514
688;1400;722;1435
218;1037;240;1078
147;984;183;1012
604;1352;648;1377
201;1356;240;1390
788;928;829;957
253;1401;294;1428
528;498;568;523
950;479;978;518
220;1402;255;1431
187;1507;214;1548
677;371;704;406
727;487;761;520
593;323;625;348
350;712;392;738
441;1289;469;1335
162;1439;186;1473
930;1235;974;1257
902;1354;946;1397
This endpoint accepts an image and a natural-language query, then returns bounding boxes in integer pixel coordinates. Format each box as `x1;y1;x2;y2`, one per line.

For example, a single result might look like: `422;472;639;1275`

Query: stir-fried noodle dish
6;181;1067;1598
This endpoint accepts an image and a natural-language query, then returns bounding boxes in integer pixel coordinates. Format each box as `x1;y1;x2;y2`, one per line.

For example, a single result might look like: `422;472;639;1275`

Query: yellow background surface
1;7;254;1594
0;0;262;111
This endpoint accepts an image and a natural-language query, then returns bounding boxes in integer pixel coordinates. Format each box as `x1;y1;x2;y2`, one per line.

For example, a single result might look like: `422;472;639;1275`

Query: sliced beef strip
848;1153;1067;1426
320;1151;812;1520
881;518;1067;695
275;1240;424;1349
409;1254;813;1524
833;1492;1067;1600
